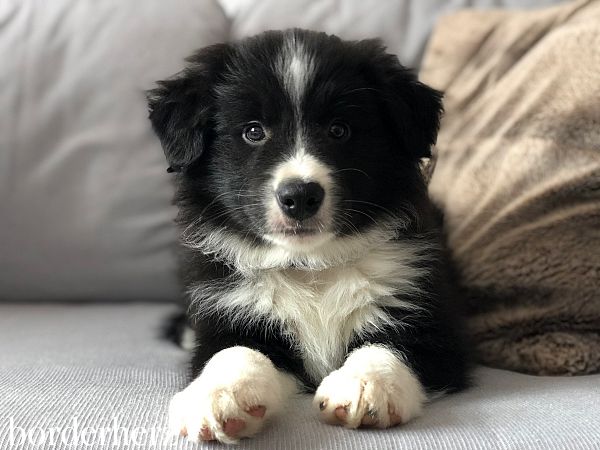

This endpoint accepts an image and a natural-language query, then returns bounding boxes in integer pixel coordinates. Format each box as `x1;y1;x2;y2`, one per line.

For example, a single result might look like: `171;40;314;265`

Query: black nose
276;180;325;221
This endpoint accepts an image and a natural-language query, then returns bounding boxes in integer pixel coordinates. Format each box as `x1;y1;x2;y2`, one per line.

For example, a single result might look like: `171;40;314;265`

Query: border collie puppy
148;29;469;444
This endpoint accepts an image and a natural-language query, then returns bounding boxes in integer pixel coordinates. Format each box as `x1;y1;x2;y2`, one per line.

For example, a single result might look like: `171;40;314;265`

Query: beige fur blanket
421;0;600;375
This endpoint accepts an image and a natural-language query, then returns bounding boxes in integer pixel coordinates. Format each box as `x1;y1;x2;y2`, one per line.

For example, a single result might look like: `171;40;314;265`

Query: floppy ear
365;41;443;159
147;43;230;173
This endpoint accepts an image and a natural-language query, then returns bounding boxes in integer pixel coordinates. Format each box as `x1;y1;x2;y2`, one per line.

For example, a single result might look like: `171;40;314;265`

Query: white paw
313;345;425;429
169;347;295;444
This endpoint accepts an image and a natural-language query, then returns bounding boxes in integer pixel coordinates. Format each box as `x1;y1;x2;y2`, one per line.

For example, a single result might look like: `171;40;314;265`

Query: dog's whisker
332;168;372;179
342;199;397;217
343;208;380;227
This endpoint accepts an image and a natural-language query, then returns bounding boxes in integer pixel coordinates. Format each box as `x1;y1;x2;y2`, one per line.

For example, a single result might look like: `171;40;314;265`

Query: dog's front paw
313;345;425;429
168;385;268;444
169;347;294;444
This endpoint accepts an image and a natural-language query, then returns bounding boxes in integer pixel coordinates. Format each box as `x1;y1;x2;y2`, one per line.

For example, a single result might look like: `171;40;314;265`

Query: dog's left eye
243;122;266;143
328;122;350;140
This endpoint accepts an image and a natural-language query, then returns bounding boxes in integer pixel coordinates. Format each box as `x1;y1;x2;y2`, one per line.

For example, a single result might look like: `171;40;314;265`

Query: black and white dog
148;29;469;444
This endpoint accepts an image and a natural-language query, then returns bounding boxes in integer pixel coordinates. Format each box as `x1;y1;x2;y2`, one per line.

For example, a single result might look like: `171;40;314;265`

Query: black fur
149;30;470;396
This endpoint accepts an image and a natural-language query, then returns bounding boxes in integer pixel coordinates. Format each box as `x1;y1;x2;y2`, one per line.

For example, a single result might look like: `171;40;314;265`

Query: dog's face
149;30;442;258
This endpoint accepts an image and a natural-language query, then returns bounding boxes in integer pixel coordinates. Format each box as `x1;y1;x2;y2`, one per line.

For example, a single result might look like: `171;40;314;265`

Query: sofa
1;1;598;449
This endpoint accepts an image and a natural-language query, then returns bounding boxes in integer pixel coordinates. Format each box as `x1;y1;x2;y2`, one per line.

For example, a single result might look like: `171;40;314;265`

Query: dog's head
148;30;442;266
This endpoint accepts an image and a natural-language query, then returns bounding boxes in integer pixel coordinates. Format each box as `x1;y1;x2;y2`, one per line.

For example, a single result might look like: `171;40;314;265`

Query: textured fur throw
422;0;600;375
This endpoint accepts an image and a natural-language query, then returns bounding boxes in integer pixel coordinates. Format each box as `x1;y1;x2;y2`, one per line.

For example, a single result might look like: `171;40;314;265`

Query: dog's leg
168;346;297;444
313;345;425;428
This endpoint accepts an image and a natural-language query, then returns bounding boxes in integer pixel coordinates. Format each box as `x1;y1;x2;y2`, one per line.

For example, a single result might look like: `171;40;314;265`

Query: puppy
148;29;469;444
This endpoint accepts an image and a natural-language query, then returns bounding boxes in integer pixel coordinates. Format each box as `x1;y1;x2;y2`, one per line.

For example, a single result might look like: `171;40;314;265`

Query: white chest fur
191;239;429;383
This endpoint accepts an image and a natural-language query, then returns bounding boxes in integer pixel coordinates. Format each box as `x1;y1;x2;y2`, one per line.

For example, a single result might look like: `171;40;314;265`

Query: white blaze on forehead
274;32;322;187
277;33;315;113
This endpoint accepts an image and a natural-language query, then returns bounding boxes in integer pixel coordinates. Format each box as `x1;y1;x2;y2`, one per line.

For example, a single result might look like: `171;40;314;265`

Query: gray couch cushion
0;0;228;302
0;303;598;449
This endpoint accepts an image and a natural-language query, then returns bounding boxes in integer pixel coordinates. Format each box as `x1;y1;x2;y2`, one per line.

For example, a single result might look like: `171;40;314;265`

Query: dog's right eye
243;122;267;144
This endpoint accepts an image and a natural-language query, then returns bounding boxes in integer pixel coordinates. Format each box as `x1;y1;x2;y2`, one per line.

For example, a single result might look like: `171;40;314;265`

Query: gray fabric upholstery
0;0;228;302
0;303;598;449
